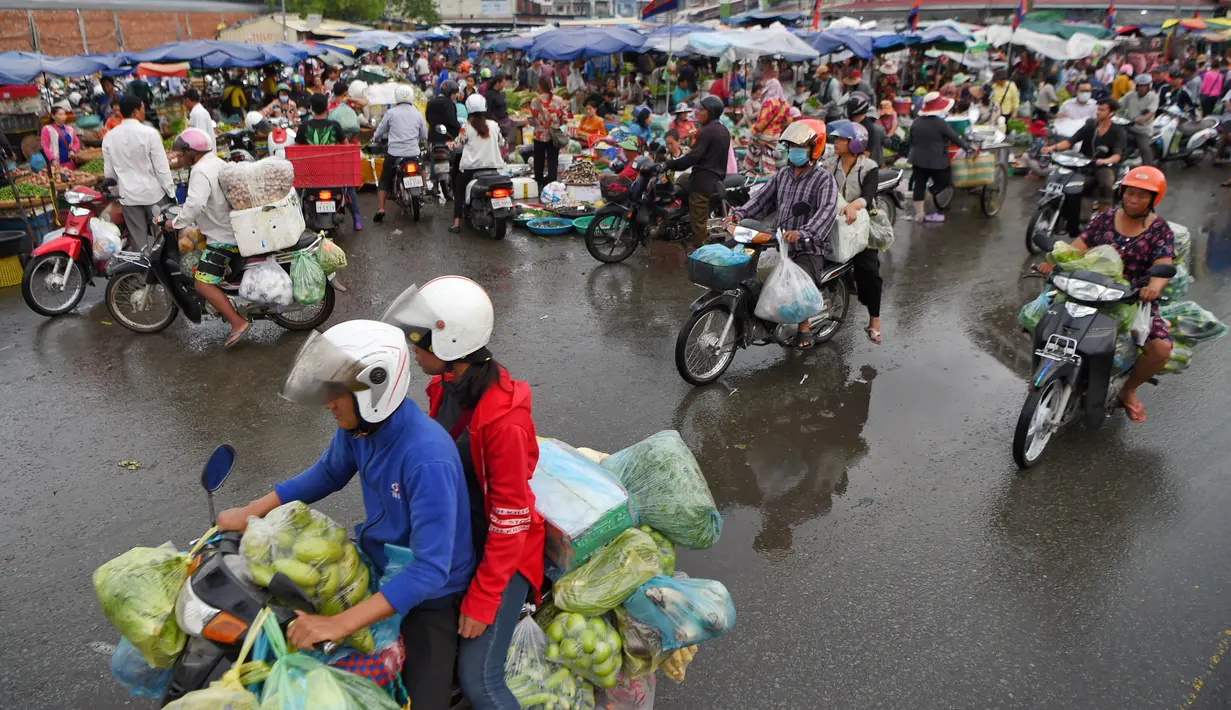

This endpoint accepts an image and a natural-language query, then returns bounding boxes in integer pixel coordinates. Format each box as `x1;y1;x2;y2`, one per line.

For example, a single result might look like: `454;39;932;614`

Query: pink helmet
173;127;212;153
1120;63;1133;74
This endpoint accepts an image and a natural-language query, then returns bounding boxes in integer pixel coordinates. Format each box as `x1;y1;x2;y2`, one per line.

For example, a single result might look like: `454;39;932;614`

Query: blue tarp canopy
257;42;325;66
527;27;644;60
482;33;540;52
727;9;804;26
638;24;714;54
799;23;973;59
124;40;266;67
0;50;122;84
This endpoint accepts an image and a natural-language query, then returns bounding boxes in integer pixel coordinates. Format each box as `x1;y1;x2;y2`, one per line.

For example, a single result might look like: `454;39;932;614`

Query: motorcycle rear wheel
875;195;896;225
490;217;508;241
675;304;738;386
1025;203;1058;254
585;210;638;263
273;281;336;331
1012;379;1062;468
105;272;179;333
411;196;422;222
21;253;87;317
809;278;851;344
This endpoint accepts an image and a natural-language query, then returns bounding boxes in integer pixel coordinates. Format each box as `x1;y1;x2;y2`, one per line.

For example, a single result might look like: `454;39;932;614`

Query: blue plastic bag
111;637;173;698
622;576;735;652
690;244;751;267
1017;289;1052;332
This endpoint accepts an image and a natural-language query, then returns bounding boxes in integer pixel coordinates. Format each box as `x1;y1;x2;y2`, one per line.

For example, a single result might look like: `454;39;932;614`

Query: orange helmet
779;118;827;161
1120;165;1166;207
458;60;472;73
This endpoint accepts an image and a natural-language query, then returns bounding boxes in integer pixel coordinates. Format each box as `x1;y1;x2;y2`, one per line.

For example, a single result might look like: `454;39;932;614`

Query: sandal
224;322;252;349
373;211;386;224
795;331;815;350
866;326;882;345
448;224;461;233
1118;394;1146;423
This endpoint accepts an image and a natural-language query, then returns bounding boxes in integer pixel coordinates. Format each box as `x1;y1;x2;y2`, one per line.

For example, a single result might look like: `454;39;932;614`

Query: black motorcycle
1012;233;1176;467
1024;150;1128;254
220;128;260;163
302;187;354;235
674;204;852;386
429;125;454;204
583;155;741;264
451;146;514;240
104;206;334;334
392;150;430;222
874;167;906;225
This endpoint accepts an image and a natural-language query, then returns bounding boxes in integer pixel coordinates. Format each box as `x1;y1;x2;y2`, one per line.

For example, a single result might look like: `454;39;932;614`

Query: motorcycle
584;155;740;264
1012;232;1176;467
21;179;129;317
1151;105;1218;165
391;148;430;222
874;167;905;225
451;146;514;240
1024;151;1130;254
265;117;296;160
674;204;852;386
220;129;259;163
429;125;454;204
104;206;335;334
301;186;355;236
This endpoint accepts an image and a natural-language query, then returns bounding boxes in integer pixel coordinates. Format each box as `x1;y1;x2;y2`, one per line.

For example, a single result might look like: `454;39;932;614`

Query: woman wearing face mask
260;83;298;122
528;77;570;189
826;120;885;344
1034;167;1174;423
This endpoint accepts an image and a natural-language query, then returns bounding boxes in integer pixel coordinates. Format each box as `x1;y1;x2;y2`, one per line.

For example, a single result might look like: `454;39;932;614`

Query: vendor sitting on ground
576;101;607;142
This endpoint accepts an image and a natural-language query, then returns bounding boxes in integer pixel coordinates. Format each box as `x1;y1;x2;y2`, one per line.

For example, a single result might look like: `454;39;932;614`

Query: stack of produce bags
218;158;303;304
518;431;735;710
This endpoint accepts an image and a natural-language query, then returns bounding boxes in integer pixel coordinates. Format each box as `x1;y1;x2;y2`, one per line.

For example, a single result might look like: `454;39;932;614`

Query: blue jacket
275;402;475;615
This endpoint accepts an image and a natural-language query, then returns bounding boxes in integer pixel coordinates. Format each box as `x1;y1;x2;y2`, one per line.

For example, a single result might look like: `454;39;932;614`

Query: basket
951;153;997;188
0;255;20;288
0;229;29;258
230;190;306;256
572;216;595;234
687;256;757;291
526;217;575;236
285;144;363;188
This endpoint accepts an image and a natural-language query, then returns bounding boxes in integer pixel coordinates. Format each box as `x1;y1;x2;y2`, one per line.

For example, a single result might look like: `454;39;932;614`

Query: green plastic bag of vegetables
545;612;624;689
1017;289;1052;333
1060;244;1124;279
291;251;326;306
1162;338;1194;375
1162;262;1190;301
506;617;596;709
1161;301;1229;344
600;431;722;550
554;528;661;616
260;613;399;710
316;237;348;275
640;526;676;576
93;542;192;669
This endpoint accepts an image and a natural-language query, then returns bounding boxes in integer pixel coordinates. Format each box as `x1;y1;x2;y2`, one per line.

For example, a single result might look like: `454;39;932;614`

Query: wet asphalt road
2;165;1230;710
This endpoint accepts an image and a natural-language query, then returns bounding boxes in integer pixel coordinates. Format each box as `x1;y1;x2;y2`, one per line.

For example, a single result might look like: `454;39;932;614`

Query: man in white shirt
1056;80;1099;122
102;96;176;249
415;52;431;86
170;127;251;347
184;89;216;151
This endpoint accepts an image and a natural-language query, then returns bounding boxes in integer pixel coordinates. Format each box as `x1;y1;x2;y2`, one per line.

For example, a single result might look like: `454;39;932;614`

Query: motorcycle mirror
200;444;235;525
101;177;117;189
1148;263;1177;279
790;201;812;218
268;571;318;614
1032;232;1055;254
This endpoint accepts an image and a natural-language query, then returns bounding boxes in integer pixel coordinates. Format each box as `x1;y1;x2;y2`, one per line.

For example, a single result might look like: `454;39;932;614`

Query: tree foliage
389;0;442;27
268;0;388;23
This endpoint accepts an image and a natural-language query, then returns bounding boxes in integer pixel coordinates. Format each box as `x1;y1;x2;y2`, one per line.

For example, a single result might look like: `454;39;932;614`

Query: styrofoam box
231;190;306;256
511;176;539;200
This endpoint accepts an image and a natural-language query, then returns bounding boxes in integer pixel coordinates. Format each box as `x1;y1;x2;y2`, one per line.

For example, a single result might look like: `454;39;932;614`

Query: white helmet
381;277;494;362
69;91;82;106
348;80;368;99
394;84;415;105
93;83;104;97
244;110;266;130
280;321;412;427
465;93;487;115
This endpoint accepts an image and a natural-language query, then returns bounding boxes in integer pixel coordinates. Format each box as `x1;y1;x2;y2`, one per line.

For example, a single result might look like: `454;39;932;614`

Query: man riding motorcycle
216;321;476;709
662;95;731;251
1042;97;1125;238
373;85;429;224
726;119;839;349
1117;74;1158;166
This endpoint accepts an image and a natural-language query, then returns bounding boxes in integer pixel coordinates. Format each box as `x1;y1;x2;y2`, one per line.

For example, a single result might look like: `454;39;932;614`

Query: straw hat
951;72;971;86
918;91;954;116
842;70;863;86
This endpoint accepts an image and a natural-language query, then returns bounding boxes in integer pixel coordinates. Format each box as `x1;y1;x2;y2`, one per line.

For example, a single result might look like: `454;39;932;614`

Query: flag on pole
642;0;678;20
811;0;822;31
907;0;922;32
1011;0;1028;31
1104;0;1115;30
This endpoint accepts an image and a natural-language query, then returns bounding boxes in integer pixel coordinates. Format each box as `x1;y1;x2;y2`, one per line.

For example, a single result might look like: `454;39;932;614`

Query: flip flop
224;322;252;349
795;331;815;350
1222;181;1231;188
373;211;386;224
1118;394;1146;423
866;326;882;345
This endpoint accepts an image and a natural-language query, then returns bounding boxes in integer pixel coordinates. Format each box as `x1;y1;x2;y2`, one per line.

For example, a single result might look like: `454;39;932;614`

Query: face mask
1077;91;1092;102
787;146;810;167
279;95;289;103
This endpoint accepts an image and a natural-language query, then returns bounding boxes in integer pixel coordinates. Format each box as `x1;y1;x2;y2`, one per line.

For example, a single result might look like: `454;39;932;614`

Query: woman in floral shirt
1038;166;1175;423
744;75;792;174
528;77;571;188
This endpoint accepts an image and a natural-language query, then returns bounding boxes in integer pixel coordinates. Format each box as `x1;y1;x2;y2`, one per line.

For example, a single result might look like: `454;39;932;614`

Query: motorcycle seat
877;168;902;184
722;174;746;189
280;232;318;253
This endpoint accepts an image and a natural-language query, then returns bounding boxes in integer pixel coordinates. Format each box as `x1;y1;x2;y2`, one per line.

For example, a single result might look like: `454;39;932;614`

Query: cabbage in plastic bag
241;501;375;652
1168;221;1191;266
1162;262;1191;302
93;542;190;668
553;528;661;616
505;617;552;709
260;652;400;710
291;251;326;305
689;244;751;267
544;612;624;689
111;637;172;698
1161;301;1229;344
239;257;293;306
1017;289;1052;333
316;237;348;275
600;431;722;550
623;576;736;652
1057;244;1124;279
641;525;676;576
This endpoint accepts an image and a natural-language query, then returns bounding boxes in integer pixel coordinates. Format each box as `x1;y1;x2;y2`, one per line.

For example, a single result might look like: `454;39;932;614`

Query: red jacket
427;367;545;625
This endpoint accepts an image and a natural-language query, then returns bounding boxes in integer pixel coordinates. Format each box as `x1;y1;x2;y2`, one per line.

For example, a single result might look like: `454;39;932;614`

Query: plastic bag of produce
1017;288;1052;333
600;431;722;550
545;612;624;689
553;528;661;616
531;438;635;573
291;251;326;305
505;617;552;708
239;257;294;307
1169;221;1191;266
1162;262;1190;302
91;217;122;261
1051;240;1082;264
111;638;172;698
661;645;699;683
623;576;736;652
613;607;669;678
93;542;191;668
689;243;751;267
219;157;295;211
260;614;399;710
600;669;656;710
177;226;205;255
754;232;824;324
1112;332;1138;373
181;250;202;275
241;501;375;652
164;608;269;710
1161;301;1229;344
1060;244;1124;279
541;180;568;205
639;526;676;575
316;237;348;275
1163;338;1193;375
824;197;870;263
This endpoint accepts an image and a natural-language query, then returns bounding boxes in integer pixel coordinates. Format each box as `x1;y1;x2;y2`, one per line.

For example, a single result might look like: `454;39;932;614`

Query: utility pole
77;9;89;53
282;0;289;41
186;13;193;39
27;9;38;52
174;13;183;41
113;11;124;52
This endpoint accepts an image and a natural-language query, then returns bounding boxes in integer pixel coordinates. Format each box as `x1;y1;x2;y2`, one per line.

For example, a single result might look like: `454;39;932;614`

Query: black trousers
911;166;951;202
533;139;559;187
453;168;479;219
399;595;461;710
851;248;882;318
1061;166;1115;237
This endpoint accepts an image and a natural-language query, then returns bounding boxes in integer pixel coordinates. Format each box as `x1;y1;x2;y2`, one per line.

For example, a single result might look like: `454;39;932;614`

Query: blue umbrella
124;40;265;66
527;28;645;61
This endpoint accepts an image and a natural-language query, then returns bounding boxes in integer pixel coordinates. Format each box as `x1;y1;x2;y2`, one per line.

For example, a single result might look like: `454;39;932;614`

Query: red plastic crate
0;85;38;100
285;143;363;188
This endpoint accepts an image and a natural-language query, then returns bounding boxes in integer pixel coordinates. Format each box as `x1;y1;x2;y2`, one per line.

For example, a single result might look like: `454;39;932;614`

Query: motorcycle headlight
1053;275;1126;302
175;580;219;637
1055;167;1073;175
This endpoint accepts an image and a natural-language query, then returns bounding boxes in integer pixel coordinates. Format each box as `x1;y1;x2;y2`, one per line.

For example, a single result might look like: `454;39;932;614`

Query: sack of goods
91;217;123;261
93;543;192;669
824;197;870;264
239;257;294;307
755;233;825;324
219;158;295;211
291;251;327;306
220;158;305;256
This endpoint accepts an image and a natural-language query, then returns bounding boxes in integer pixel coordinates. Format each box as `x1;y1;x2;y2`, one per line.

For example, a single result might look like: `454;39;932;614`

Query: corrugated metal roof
0;0;263;10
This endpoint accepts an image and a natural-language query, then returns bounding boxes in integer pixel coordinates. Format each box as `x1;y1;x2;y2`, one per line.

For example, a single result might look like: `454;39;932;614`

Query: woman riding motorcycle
826;120;886;345
383;277;545;710
451;94;507;234
1036;166;1175;423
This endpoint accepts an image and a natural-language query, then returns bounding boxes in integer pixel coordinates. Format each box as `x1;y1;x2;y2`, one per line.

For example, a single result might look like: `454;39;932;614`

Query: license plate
315;201;336;213
492;197;513;209
1043;182;1063;195
403;176;423;188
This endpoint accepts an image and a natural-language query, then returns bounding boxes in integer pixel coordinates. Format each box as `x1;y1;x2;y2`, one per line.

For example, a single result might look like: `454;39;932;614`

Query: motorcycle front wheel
1025;203;1059;254
105;272;179;333
675;304;738;386
875;195;896;226
273;281;336;331
21;253;87;317
809;278;851;344
585;209;639;263
1012;379;1063;468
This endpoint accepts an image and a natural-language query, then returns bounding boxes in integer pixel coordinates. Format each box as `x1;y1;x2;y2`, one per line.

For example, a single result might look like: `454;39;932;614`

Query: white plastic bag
825;195;870;263
541;181;568;205
867;206;895;251
238;257;293;306
1130;303;1151;347
91;217;123;261
753;232;824;324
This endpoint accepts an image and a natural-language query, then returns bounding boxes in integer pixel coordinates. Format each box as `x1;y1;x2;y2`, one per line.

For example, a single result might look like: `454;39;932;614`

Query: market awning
726;9;804;27
526;27;645;60
136;62;189;79
0;51;121;84
980;25;1118;60
338;30;421;51
688;26;819;61
637;24;715;54
124;40;267;67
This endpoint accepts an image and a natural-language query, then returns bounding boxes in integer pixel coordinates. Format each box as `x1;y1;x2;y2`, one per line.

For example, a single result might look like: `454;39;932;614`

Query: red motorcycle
21;178;130;317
